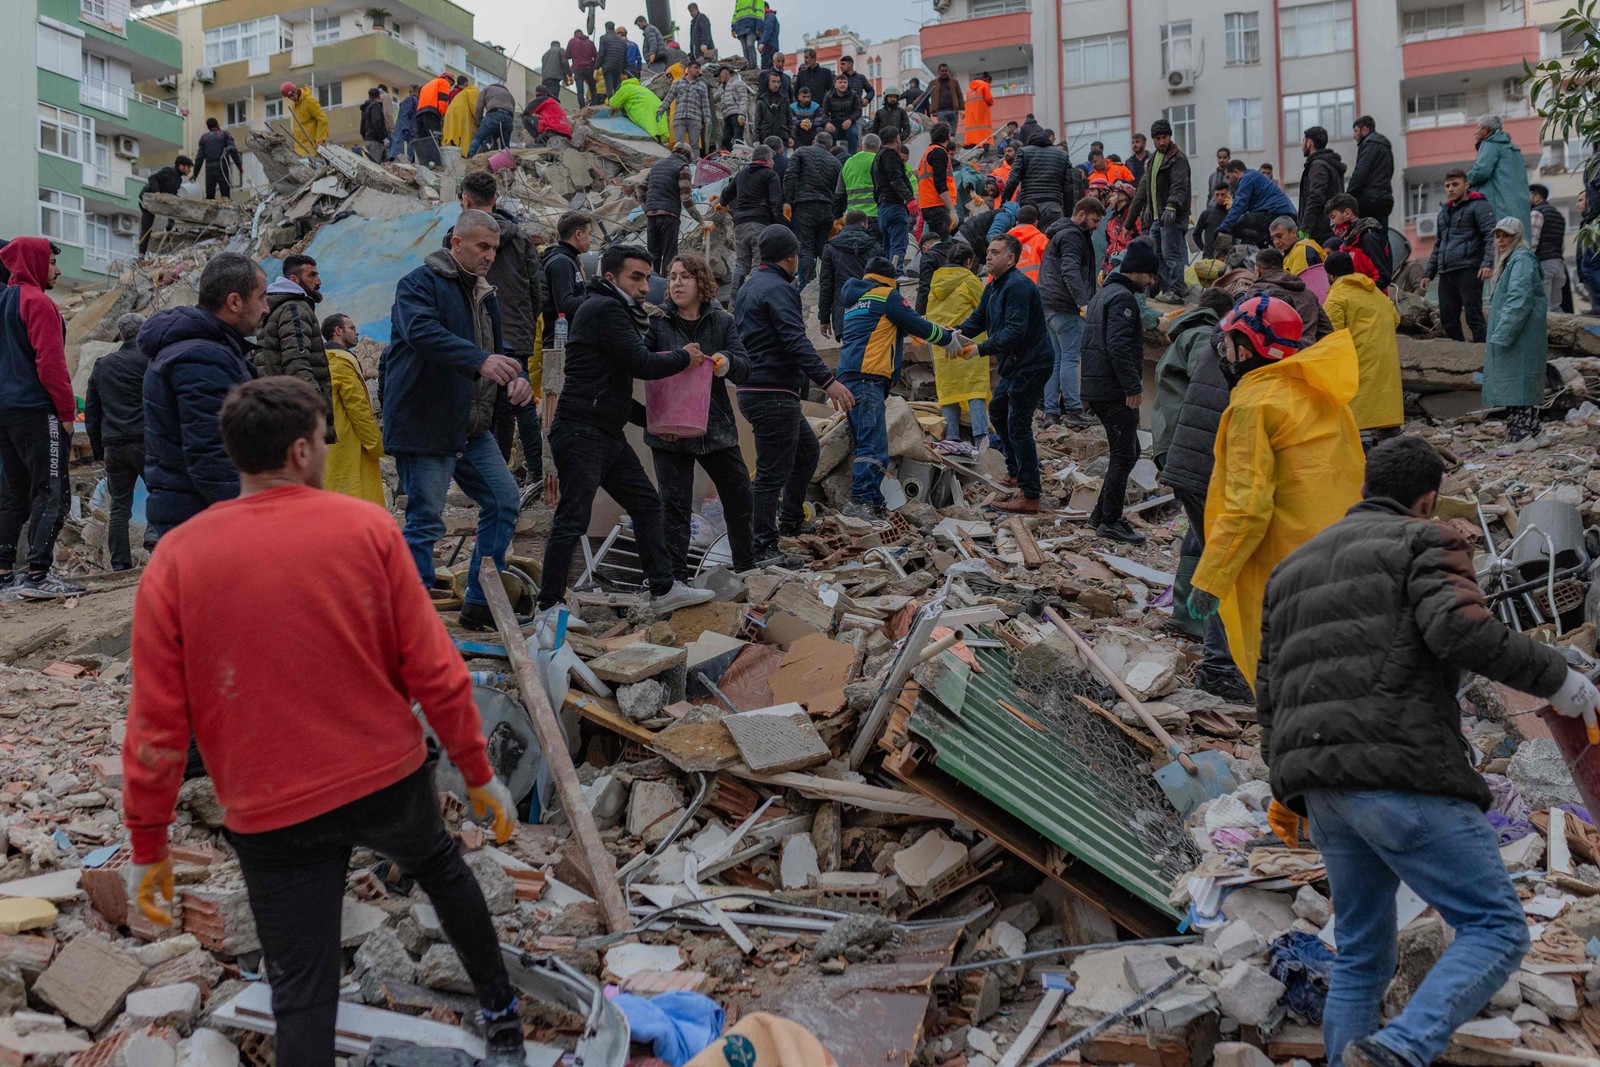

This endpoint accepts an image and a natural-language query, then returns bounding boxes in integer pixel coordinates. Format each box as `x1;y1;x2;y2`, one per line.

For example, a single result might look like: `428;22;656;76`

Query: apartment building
921;0;1587;255
789;29;935;107
17;0;186;285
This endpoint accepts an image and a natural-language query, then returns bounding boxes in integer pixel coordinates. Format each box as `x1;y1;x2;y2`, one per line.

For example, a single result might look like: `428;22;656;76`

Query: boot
479;1000;526;1066
1167;552;1205;638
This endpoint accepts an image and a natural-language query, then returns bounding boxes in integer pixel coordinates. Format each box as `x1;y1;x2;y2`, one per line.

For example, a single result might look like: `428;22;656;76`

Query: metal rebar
941;934;1200;974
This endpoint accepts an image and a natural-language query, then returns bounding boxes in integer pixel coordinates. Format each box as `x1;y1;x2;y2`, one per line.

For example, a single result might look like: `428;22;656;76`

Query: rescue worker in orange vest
1006;204;1049;285
918;123;958;241
413;71;452;169
965;72;994;155
990;143;1018;208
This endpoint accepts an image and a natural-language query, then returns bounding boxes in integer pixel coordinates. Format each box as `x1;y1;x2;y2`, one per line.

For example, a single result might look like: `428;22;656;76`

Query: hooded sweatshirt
1246;269;1334;344
0;239;72;425
257;275;335;440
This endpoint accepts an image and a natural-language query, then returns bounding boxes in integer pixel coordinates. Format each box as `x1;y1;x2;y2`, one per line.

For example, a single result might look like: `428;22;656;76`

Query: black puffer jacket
1001;145;1077;214
818;225;878;333
645;153;693;215
753;87;791;143
726;163;785;226
869;102;910;144
1259;497;1569;813
1346;131;1395;215
1039;217;1096;316
256;278;334;441
958;209;999;252
1297;148;1347;243
446;206;542;356
1080;274;1145;403
820;89;861;130
85;342;148;457
783;144;841;209
1535;200;1567;262
597;31;628;70
556;279;690;437
1425;192;1496;275
1158;331;1230;496
645;302;752;455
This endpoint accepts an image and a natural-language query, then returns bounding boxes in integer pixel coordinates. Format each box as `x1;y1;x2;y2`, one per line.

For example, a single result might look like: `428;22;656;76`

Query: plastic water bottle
553;313;568;352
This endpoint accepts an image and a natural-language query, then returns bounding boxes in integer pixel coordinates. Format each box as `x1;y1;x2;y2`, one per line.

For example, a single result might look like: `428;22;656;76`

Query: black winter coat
542;242;584;347
446;207;542;356
1297;148;1347;242
1081;274;1145;403
1039;217;1096;316
955;265;1053;380
138;307;258;535
727;163;785;226
752;89;791;144
142;165;184;198
1259;497;1569;813
1346;131;1395;214
1130;145;1191;227
871;147;914;207
556;280;690;437
645;154;693;215
85;342;148;456
1425;192;1497;275
645;303;752;454
1158;332;1230;496
360;97;389;142
820;89;861;130
794;64;835;104
734;263;837;393
818;226;878;333
597;32;628;69
958;209;999;252
784;144;841;209
1535;200;1567;262
1001;146;1076;214
869;104;910;144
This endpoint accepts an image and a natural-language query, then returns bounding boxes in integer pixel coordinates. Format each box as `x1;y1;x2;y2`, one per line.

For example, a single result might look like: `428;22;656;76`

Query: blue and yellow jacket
837;273;954;382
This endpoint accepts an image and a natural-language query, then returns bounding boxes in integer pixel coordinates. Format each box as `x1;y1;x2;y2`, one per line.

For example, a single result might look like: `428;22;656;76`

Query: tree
1524;0;1600;248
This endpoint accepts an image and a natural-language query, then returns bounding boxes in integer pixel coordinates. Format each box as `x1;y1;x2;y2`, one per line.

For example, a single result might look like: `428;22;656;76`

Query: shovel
1044;608;1238;818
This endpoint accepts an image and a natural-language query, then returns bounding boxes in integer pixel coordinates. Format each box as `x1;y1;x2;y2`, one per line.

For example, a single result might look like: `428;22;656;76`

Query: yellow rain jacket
1284;237;1324;275
442;86;480;148
324;348;385;506
1325;272;1403;430
1193;329;1365;687
925;267;990;406
287;88;329;156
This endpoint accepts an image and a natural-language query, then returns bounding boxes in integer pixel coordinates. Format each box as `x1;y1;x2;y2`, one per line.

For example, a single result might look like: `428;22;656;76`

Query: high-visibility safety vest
917;145;955;209
733;0;764;23
965;80;993;146
1009;225;1048;285
841;150;878;218
418;76;452;115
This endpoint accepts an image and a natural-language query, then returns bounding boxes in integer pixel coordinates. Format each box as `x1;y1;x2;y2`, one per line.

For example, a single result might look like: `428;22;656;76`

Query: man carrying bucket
535;245;717;625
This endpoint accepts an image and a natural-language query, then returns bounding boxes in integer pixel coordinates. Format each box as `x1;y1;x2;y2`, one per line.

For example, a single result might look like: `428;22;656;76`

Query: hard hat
883;85;899;97
280;81;297;95
1220;294;1304;361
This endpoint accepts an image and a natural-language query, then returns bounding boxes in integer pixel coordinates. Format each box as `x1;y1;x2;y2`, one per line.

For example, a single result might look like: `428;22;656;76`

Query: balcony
921;6;1032;68
80;78;182;121
37;71;184;152
206;30;475;94
1405;113;1545;170
1402;24;1538;80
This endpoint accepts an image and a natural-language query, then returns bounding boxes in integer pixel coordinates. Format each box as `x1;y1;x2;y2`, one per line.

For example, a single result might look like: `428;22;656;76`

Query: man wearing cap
280;83;329;157
1128;118;1192;302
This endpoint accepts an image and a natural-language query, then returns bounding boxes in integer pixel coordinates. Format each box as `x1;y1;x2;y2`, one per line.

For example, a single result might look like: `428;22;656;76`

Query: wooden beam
479;560;631;933
1006;516;1044;569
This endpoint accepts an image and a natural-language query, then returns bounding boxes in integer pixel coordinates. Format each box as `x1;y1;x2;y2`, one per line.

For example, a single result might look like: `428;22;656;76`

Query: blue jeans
739;32;759;67
467;110;512;157
1043;311;1085;416
1155;219;1189;294
941;398;988;440
838;125;860;154
846;377;889;507
937;109;957;129
1307;789;1530;1067
879;202;910;269
395;433;520;608
990;370;1048;498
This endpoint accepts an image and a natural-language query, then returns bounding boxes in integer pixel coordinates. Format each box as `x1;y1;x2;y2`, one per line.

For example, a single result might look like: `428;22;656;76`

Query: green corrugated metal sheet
909;646;1183;919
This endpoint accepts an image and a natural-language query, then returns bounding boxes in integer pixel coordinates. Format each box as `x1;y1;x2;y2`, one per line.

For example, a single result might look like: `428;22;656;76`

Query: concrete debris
1215;961;1287;1026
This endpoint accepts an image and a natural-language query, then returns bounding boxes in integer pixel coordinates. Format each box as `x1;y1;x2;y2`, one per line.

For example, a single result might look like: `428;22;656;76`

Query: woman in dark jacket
646;253;755;579
752;71;792;146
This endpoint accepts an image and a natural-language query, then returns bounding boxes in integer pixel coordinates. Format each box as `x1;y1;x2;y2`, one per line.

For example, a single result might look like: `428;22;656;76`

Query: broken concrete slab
0;897;57;934
0;1012;91;1060
1519;971;1581;1021
418;944;474;994
767;633;857;718
588;644;688;685
124;982;202;1033
780;834;821;890
891;829;968;890
32;935;145;1030
1215;962;1286;1026
340;898;388;948
1212;1042;1275;1067
605;943;683;981
137;193;254;232
1211;920;1263;966
723;702;832;773
627;780;685;840
1292;886;1332;927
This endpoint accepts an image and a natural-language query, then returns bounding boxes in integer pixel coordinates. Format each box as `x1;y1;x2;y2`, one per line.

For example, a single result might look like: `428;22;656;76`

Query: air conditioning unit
1167;68;1196;91
155;74;179;91
112;215;138;236
114;135;140;159
195;66;216;85
1415;215;1438;238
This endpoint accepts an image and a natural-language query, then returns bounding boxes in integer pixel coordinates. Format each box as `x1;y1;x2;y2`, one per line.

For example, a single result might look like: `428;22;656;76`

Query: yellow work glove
126;856;176;927
467;777;516;843
1266;800;1304;849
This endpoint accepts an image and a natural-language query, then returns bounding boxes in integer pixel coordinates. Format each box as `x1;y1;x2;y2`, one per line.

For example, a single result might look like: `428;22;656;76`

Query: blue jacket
956;265;1053;380
735;263;836;394
380;250;505;456
1219;170;1296;234
139;306;258;536
986;201;1021;241
626;42;643;70
837;273;952;382
395;94;418;139
760;11;780;48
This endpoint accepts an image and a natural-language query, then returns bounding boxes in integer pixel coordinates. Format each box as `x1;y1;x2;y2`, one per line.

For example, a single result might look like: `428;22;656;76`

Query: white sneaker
650;581;716;613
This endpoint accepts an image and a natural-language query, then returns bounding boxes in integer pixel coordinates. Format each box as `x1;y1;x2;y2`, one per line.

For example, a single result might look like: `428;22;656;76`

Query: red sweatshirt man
122;377;526;1066
0;237;81;600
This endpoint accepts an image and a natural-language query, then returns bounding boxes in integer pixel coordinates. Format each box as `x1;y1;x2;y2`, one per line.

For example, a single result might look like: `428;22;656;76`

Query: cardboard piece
768;633;857;718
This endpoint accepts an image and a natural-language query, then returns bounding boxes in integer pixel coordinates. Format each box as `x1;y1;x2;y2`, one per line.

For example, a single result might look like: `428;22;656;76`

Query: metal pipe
942;934;1201;974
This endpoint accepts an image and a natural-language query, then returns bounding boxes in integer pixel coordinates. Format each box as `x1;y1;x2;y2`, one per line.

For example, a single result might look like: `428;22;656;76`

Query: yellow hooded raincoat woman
925;266;990;407
1192;329;1366;687
324;348;386;506
442;86;481;148
1325;271;1403;430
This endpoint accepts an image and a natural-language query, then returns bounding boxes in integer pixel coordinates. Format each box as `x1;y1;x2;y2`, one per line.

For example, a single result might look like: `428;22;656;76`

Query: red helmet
1220;294;1304;361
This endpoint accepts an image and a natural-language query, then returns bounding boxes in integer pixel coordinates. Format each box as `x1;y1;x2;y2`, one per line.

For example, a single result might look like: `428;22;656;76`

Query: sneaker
1096;518;1147;545
651;581;717;613
0;575;21;604
1341;1039;1410;1067
999;474;1018;488
841;501;885;521
458;600;533;632
1196;668;1256;706
1060;409;1095;430
14;573;84;600
1036;411;1059;428
991;492;1040;513
479;999;526;1066
778;518;820;537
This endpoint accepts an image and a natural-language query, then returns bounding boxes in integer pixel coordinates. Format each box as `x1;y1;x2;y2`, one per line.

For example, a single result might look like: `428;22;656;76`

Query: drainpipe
1125;0;1134;135
1055;0;1066;131
1273;1;1284;180
1351;0;1361;119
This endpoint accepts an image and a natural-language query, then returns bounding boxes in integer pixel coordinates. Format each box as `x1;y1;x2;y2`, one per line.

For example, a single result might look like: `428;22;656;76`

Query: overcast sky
464;0;923;61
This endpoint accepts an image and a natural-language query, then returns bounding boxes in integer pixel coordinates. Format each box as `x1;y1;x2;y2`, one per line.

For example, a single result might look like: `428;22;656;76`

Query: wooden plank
563;691;656;746
1006;516;1045;569
480;560;630;933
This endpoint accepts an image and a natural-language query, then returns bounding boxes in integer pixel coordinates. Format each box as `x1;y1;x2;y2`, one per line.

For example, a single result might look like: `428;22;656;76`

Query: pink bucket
645;359;715;438
488;150;517;173
1300;263;1330;302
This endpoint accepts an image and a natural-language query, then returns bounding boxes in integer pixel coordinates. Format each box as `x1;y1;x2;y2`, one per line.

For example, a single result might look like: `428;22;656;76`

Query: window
316;82;343;108
1162;105;1195;153
1401;5;1464;41
424;31;448;72
970;0;1028;14
225;100;250;126
466;60;497;85
1404;91;1468;129
1406;180;1442;221
39;190;84;247
37;22;83;79
1228;98;1263;151
203;17;291;66
1280;0;1352;57
1282;87;1354;138
87;134;112;189
1063;33;1127;86
1225;12;1260;65
1064;116;1131;159
1161;21;1193;76
313;15;341;44
39;104;93;163
900;45;922;70
988;65;1031;95
264;98;284;121
80;0;109;22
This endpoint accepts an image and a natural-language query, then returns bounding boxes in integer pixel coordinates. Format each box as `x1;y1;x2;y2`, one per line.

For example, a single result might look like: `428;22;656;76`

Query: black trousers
539;419;674;607
203;164;231;200
1229;210;1274;248
227;762;514;1067
652;445;755;580
1356;197;1393;234
0;415;70;575
1438;269;1486;343
922;205;952;241
737;390;819;559
413;109;444;168
1088;398;1141;525
721;114;745;151
137;209;172;255
603;65;626;101
103;441;144;571
574;71;597;108
647;214;681;275
793;207;834;289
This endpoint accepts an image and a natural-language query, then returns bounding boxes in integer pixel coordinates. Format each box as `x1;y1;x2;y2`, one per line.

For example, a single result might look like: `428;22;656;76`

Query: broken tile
722;703;831;773
587;644;687;685
32;935;145;1030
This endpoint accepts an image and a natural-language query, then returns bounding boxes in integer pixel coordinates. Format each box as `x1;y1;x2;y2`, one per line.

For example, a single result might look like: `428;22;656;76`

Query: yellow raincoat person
1325;268;1403;431
1192;299;1365;687
324;347;385;506
283;84;329;156
926;265;989;415
442;85;481;148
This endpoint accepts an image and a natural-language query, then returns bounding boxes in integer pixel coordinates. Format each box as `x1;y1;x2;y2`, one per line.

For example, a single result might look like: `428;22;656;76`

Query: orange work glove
467;778;516;843
126;856;176;927
1266;800;1304;848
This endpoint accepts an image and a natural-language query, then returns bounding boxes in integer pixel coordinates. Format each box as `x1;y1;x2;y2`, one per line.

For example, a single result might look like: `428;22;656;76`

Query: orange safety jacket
917;144;955;210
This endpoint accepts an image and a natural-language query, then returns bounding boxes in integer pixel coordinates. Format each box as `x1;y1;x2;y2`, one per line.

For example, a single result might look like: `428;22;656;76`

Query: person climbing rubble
122;376;529;1067
85;312;150;572
256;253;335;442
280;82;329;158
1257;433;1600;1067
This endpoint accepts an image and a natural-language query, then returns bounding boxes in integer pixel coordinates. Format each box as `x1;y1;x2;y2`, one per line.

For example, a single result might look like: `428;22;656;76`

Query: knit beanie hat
1120;237;1160;276
758;224;799;263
